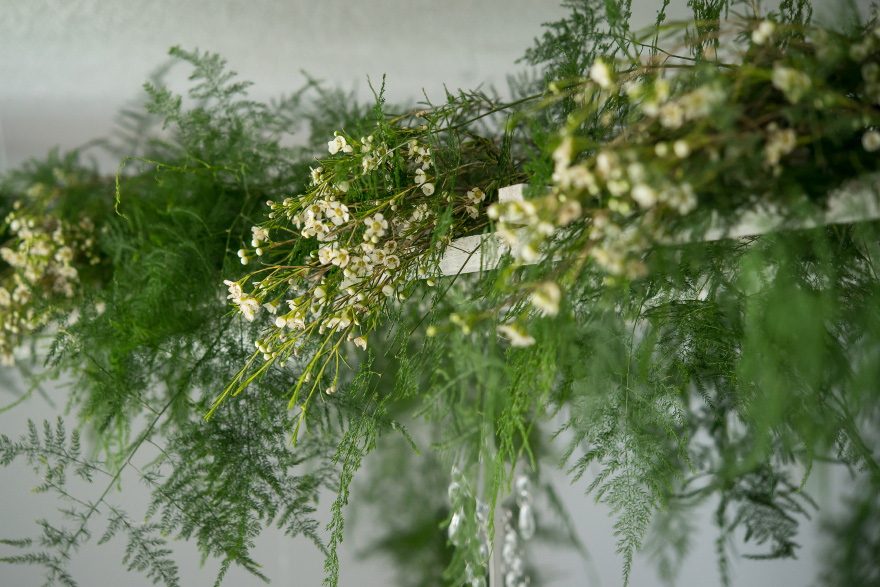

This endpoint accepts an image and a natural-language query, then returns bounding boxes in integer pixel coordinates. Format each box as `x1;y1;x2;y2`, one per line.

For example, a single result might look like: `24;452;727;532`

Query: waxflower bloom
590;59;613;89
863;130;880;152
467;188;486;204
251;226;269;246
771;64;812;104
328;202;350;226
765;124;797;166
364;213;389;241
631;184;658;208
752;20;775;45
310;166;323;185
332;248;350;268
557;200;582;225
328;135;353;155
498;324;536;347
531;282;562;317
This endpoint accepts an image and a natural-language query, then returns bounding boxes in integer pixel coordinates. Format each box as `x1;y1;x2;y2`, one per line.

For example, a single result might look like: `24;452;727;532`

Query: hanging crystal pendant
518;503;536;540
502;538;517;565
448;480;462;502
449;509;463;545
515;474;531;503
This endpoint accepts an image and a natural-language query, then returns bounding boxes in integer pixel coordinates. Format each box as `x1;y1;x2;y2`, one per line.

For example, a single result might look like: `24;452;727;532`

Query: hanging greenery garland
2;2;880;586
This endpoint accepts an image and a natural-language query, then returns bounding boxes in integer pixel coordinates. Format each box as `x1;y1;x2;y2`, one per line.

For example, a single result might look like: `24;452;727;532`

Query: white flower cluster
360;135;389;173
223;279;261;322
627;77;725;129
0;195;98;365
764;123;798;167
222;129;475;396
771;63;812;104
546;136;697;278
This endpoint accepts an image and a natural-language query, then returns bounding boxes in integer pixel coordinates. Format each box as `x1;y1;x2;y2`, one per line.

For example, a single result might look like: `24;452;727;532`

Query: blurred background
0;1;867;585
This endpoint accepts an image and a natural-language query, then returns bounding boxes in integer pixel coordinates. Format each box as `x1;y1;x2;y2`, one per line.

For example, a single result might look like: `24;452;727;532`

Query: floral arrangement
2;2;880;587
0;164;101;366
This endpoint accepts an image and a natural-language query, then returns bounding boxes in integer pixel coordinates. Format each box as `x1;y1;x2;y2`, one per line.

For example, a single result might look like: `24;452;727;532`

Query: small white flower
421;182;435;196
384;255;401;270
751;20;775;45
318;246;334;265
519;242;538;263
465;205;479;219
252;226;269;244
765;124;797;166
660;102;685;129
364;213;389;240
337;180;350;193
673;140;691;159
557;200;582;225
771;64;812;104
275;316;288;328
497;225;519;247
328;135;353;155
596;151;616;177
531;282;562;316
371;249;387;265
354;336;367;350
328;202;350;226
498;324;536;347
332;248;350;268
223;279;243;300
313;222;333;241
631;184;658;208
350;255;370;276
863;130;880;152
466;188;486;204
382;284;394;297
414;168;427;186
590;59;613;89
553;137;574;171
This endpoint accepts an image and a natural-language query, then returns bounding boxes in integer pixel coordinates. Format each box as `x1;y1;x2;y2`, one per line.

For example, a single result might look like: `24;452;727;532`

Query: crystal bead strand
499;473;535;587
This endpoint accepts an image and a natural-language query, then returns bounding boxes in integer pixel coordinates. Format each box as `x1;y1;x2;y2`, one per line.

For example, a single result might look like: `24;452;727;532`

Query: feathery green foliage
3;1;880;586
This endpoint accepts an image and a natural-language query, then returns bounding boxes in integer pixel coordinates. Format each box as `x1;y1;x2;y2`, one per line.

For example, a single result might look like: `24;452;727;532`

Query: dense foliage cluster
2;1;880;586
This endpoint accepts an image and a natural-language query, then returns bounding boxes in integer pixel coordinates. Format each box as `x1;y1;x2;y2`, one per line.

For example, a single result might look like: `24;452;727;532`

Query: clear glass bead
518;503;536;540
502;540;517;565
448;510;463;545
510;555;525;575
448;481;462;503
475;500;490;525
505;571;521;587
515;474;531;500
